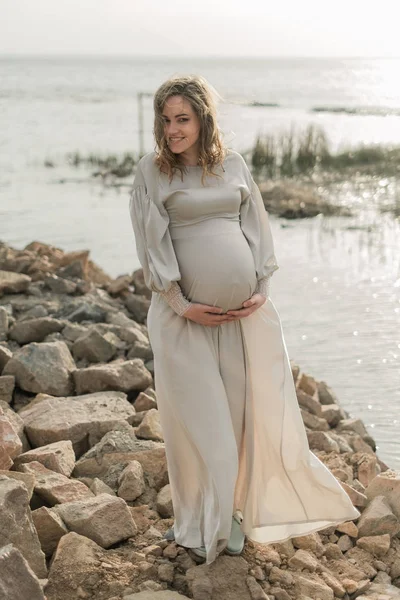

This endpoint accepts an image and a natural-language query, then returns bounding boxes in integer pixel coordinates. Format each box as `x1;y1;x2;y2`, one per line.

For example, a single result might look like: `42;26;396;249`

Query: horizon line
1;53;399;61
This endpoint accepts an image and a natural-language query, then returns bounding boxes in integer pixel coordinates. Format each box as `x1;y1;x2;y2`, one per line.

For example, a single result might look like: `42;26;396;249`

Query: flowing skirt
147;292;361;565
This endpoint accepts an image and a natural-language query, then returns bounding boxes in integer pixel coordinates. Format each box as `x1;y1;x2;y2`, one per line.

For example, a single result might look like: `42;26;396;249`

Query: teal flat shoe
163;526;175;541
191;545;207;559
225;510;245;555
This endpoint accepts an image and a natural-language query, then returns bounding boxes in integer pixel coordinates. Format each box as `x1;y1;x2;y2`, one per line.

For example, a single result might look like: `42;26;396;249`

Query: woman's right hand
183;302;237;327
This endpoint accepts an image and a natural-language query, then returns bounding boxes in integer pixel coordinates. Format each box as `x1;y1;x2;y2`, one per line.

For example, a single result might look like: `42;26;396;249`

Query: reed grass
66;151;137;177
250;124;400;179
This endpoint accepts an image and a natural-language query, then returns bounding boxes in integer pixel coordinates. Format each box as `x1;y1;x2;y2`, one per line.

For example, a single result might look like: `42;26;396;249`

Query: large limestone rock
0;476;47;578
357;495;400;537
136;408;164;441
0;544;45;600
186;555;252;600
73;429;167;491
71;328;118;363
365;469;400;519
13;439;76;476
0;408;23;459
8;316;64;344
17;461;94;505
19;390;136;455
45;532;138;600
3;341;75;396
124;593;190;600
0;270;31;294
117;460;146;501
32;506;69;556
293;573;334;600
0;470;35;498
54;493;137;548
0;374;14;403
357;582;400;599
73;358;153;394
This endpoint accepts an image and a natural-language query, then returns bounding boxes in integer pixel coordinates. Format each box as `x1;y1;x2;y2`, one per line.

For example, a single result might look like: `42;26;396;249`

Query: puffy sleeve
128;164;181;294
128;161;192;316
240;174;279;297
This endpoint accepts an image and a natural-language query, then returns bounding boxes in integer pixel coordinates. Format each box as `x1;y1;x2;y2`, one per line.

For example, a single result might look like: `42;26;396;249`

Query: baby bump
173;232;257;312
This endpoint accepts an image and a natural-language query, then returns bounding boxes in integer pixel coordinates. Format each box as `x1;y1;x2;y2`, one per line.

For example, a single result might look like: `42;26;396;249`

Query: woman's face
162;95;201;157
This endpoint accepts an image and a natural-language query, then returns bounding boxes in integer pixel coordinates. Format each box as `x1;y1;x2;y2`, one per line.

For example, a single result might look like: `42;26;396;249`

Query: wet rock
0;544;45;600
54;493;137;547
13;439;75;476
19;390;135;455
3;341;75;396
0;476;47;577
32;506;68;556
73;358;152;394
8;317;64;344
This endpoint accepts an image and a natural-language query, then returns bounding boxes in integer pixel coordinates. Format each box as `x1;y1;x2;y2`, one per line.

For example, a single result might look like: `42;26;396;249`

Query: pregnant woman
128;75;360;566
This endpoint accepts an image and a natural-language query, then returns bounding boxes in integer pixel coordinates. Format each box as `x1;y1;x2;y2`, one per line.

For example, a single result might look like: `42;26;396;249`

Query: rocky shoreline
1;240;400;600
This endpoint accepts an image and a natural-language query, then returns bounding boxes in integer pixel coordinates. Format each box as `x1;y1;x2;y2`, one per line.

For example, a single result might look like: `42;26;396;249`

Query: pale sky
1;0;400;58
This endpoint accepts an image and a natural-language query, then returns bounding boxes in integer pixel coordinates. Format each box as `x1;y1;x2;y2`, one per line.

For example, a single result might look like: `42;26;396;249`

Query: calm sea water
0;56;399;468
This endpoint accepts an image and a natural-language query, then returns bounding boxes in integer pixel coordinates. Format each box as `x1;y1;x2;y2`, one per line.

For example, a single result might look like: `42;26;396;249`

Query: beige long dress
128;149;361;565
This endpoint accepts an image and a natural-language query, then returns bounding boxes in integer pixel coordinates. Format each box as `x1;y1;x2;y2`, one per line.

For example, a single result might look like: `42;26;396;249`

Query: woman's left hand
226;293;266;319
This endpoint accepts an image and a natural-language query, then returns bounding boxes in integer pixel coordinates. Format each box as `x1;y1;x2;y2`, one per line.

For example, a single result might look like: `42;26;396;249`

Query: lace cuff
254;274;272;298
159;281;192;316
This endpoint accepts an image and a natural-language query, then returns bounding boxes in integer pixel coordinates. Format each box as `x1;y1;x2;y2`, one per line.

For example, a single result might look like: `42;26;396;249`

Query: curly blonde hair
153;75;227;185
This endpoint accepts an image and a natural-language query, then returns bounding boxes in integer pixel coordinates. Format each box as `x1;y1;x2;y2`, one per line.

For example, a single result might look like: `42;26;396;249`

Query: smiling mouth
170;138;185;143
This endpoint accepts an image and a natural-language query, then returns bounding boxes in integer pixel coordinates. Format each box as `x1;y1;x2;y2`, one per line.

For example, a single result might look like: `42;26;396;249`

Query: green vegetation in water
65;151;138;178
250;124;400;180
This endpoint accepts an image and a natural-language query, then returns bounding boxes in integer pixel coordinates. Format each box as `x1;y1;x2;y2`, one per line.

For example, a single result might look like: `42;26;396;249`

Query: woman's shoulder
224;149;251;177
